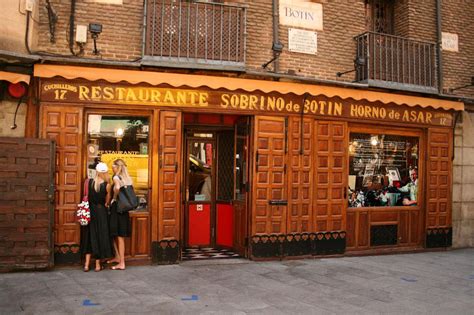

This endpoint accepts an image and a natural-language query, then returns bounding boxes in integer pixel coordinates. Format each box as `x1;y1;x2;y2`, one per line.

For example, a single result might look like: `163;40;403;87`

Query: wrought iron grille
355;32;437;92
145;0;246;68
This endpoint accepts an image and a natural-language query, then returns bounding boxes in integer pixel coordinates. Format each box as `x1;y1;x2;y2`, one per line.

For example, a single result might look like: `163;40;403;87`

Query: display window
87;114;150;210
348;132;419;208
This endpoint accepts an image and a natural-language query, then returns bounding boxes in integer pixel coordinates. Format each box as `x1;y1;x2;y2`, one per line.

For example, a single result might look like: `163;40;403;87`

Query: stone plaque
279;0;323;30
442;32;459;52
288;28;317;55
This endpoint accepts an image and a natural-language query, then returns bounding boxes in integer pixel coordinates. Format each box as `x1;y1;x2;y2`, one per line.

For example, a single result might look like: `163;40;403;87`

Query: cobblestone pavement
1;248;473;314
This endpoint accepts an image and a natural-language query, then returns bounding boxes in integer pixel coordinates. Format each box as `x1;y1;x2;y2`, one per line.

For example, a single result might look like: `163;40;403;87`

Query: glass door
185;133;215;247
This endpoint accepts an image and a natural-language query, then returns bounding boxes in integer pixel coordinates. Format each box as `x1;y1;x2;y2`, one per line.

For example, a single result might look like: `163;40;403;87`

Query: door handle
256;151;259;172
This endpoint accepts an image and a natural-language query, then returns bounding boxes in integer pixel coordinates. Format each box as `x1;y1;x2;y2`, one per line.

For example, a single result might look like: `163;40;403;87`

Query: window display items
348;133;419;208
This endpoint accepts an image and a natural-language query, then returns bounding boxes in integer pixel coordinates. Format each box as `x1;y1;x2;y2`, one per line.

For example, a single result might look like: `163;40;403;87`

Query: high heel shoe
94;264;104;272
83;266;90;272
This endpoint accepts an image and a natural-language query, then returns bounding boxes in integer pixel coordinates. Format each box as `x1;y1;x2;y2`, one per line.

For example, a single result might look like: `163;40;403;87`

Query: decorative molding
251;231;346;259
54;244;80;264
426;227;452;248
152;240;180;264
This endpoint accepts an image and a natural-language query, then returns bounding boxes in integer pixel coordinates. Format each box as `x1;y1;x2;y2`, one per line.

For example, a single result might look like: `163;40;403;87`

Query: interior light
115;128;124;137
370;136;379;146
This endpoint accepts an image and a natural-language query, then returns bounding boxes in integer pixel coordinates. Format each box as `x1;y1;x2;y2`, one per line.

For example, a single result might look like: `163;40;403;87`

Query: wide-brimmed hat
95;162;108;173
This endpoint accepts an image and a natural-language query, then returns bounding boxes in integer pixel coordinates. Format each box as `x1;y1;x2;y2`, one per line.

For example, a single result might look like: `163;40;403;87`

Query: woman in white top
108;159;132;270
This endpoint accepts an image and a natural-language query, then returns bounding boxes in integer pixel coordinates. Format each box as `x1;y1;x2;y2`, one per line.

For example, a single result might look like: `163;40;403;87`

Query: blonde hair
93;171;110;192
113;159;133;186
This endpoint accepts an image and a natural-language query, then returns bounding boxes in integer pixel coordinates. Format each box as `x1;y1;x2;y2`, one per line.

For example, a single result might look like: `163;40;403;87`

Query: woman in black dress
108;158;132;270
80;162;114;272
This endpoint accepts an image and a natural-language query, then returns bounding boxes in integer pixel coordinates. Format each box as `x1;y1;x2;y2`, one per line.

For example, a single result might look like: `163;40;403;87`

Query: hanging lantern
7;82;27;99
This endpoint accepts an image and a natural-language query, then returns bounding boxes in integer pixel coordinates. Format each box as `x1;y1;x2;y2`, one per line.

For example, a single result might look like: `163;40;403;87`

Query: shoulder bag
116;177;138;213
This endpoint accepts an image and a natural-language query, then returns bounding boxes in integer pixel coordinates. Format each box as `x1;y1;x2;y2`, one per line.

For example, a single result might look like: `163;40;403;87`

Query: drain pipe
436;0;443;94
69;0;77;56
272;0;279;73
141;0;147;58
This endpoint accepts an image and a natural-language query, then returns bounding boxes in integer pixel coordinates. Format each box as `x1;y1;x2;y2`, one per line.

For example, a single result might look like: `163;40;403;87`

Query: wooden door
252;116;287;235
233;117;250;256
287;117;313;233
426;128;452;247
313;121;348;233
40;105;83;263
158;111;182;242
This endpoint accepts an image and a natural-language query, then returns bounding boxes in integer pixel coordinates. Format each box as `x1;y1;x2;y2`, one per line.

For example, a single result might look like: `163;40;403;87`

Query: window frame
347;124;424;211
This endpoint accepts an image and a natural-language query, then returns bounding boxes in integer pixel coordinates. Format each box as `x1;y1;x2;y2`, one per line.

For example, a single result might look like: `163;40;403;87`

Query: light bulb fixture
115;128;124;138
370;136;379;146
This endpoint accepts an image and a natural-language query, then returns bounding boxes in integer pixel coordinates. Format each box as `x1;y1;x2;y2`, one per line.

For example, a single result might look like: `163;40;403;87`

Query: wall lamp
89;23;103;55
445;76;474;93
336;57;366;77
262;42;284;69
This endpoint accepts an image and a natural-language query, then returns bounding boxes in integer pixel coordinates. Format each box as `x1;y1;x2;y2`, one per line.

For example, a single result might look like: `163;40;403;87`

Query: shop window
87;115;150;210
348;133;418;208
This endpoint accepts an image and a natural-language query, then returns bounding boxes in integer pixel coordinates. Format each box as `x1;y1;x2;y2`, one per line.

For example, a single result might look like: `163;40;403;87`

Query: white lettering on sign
442;32;459;52
288;28;317;55
197;204;203;211
279;0;323;30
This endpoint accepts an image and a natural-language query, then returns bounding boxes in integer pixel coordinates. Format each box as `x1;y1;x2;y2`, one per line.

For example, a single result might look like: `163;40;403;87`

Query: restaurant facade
32;64;463;265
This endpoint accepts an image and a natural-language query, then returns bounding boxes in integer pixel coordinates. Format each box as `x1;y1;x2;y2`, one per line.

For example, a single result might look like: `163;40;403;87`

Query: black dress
80;181;114;259
109;176;131;237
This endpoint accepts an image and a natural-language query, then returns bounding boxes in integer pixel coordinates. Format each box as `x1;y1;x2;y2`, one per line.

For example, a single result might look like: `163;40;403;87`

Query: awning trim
34;64;464;111
0;71;31;84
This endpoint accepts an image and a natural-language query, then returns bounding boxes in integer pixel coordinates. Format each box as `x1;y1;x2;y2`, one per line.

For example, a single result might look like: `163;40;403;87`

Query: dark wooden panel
158;111;182;240
287;117;313;233
0;137;55;270
252;116;286;235
346;211;356;249
399;210;409;244
358;211;369;247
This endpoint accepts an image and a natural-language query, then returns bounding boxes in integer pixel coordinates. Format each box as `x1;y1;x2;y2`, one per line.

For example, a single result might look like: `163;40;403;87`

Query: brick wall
35;0;473;97
442;0;474;99
0;137;54;271
38;0;143;60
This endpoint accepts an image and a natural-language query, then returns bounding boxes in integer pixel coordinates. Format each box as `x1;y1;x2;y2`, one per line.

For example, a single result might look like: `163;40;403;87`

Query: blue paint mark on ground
400;277;417;282
83;299;100;306
181;295;199;301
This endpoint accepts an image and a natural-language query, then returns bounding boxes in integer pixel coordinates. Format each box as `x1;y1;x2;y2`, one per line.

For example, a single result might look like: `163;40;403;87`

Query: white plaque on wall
288;28;317;55
442;32;459;52
279;0;323;30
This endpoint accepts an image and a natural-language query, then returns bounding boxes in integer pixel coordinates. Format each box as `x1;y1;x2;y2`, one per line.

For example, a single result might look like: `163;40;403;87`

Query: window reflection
348;133;419;208
87;115;150;210
188;140;213;201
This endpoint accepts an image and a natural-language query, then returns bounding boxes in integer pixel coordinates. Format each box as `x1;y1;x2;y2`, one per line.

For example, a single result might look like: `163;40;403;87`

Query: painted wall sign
442;32;459;52
40;81;454;127
288;28;317;54
279;0;323;30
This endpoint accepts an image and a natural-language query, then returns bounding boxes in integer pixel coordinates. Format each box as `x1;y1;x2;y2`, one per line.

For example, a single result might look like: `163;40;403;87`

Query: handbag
116;183;138;214
76;179;91;226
